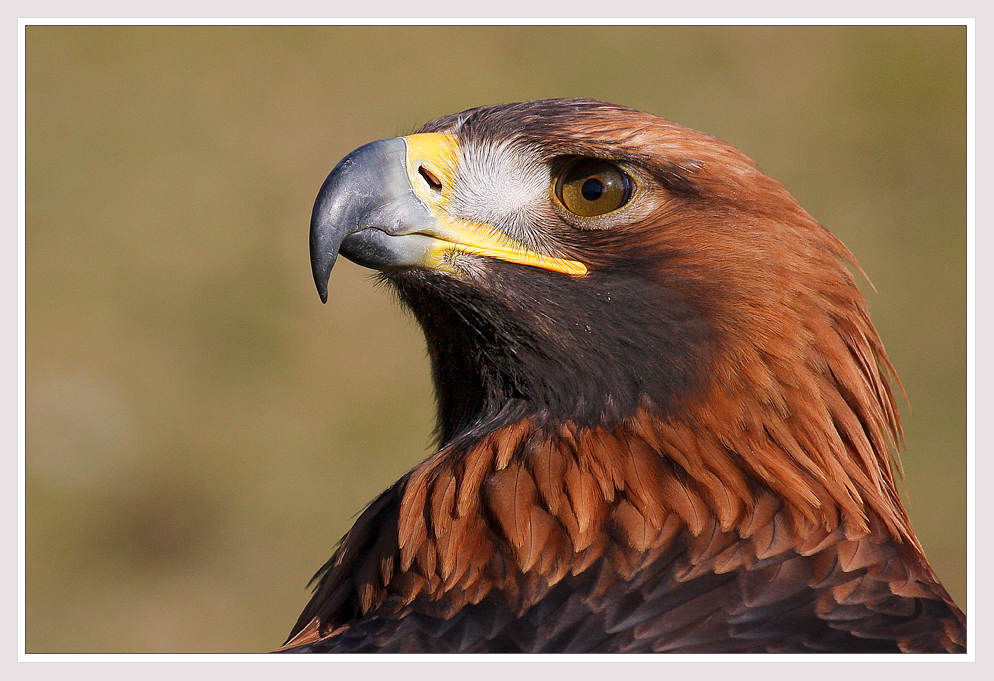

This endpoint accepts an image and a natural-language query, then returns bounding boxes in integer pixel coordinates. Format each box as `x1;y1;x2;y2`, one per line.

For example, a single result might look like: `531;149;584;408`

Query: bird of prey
281;99;965;653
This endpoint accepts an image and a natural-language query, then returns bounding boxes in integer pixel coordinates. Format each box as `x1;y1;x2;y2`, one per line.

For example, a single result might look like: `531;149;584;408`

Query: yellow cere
401;133;588;278
403;133;460;208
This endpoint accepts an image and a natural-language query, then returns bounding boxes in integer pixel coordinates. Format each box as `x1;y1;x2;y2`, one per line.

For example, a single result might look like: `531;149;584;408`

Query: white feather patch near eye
448;140;550;233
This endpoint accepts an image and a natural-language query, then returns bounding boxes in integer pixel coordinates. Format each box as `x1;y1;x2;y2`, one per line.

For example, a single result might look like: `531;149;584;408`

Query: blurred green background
25;25;967;653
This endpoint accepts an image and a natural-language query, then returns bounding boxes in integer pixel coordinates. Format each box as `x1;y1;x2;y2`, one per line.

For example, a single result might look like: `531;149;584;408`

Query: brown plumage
284;99;965;653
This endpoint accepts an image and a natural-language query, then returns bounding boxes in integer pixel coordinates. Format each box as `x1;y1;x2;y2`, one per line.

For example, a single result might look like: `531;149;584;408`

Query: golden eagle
280;99;965;653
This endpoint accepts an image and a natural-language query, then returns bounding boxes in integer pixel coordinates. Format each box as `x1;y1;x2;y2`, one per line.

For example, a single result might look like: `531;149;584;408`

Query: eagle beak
309;133;587;303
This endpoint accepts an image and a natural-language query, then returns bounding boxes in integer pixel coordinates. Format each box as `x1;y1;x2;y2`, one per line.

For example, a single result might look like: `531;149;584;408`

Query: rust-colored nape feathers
685;224;907;538
287;99;964;653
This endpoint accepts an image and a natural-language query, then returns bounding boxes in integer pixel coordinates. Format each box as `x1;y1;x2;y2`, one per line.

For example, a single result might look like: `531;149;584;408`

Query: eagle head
310;100;897;495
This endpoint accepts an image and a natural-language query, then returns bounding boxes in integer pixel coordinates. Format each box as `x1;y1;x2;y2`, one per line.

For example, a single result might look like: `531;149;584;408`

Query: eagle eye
555;158;634;218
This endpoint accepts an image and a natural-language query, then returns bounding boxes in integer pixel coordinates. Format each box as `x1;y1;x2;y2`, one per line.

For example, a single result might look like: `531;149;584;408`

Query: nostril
418;165;443;191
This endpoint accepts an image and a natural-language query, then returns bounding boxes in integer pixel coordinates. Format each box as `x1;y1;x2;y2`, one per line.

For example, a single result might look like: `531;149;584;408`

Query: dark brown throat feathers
288;99;965;653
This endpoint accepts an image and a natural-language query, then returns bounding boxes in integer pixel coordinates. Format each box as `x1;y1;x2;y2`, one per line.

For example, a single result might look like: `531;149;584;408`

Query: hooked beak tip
312;259;332;303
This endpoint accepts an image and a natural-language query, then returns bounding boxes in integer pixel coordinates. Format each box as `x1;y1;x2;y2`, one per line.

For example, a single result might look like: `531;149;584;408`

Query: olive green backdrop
25;25;967;653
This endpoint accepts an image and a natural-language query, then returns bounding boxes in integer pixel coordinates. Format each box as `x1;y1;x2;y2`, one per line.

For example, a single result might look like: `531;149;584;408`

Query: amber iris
555;158;634;217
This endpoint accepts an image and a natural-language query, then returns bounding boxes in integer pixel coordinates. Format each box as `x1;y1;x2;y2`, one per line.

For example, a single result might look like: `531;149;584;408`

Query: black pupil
581;178;604;201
